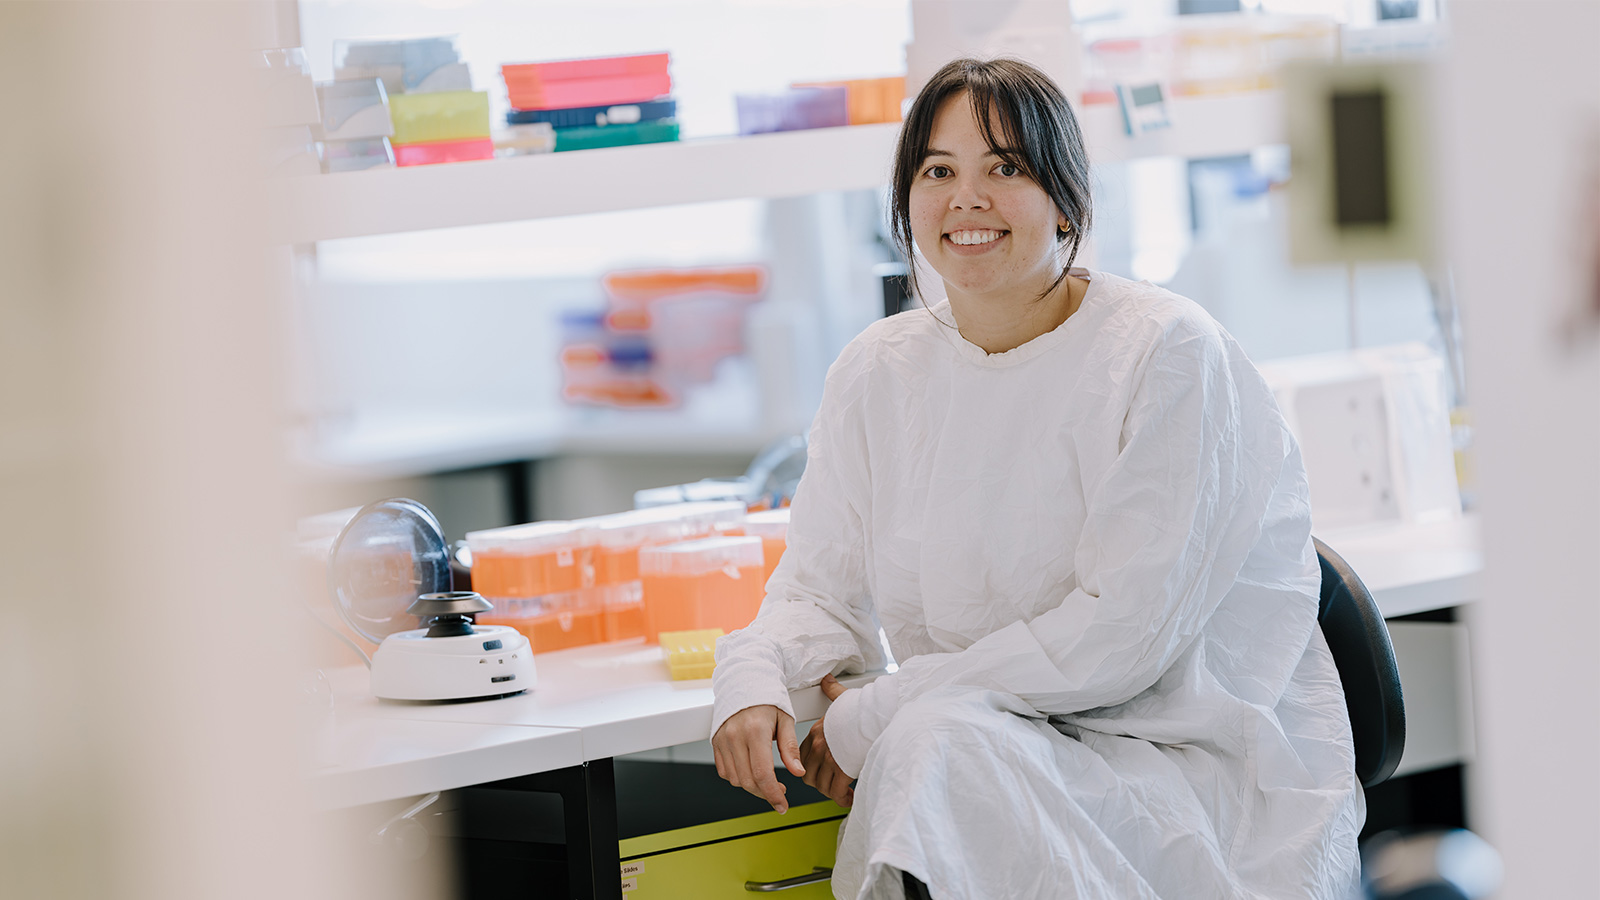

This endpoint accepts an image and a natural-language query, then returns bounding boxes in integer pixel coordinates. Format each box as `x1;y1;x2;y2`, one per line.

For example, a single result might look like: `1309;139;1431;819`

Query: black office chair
1315;536;1406;787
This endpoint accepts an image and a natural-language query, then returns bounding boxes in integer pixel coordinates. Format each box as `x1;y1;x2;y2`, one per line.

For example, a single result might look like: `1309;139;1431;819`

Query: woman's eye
925;165;951;179
996;163;1020;177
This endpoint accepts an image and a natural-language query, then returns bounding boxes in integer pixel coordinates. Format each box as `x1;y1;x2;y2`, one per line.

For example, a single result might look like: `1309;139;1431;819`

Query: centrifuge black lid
329;498;453;644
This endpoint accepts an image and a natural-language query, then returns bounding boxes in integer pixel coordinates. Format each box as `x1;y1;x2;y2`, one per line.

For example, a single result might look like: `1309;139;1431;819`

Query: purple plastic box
735;86;849;135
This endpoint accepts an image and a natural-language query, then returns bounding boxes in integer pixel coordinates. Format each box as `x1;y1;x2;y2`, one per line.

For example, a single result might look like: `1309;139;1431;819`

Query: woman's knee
870;687;1037;760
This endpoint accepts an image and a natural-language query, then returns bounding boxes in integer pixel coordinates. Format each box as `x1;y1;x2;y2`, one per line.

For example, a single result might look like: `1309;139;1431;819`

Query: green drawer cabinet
451;761;841;898
618;801;844;898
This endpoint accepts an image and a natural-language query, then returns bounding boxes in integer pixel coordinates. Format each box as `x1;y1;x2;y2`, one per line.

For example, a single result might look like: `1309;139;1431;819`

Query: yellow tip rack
659;628;723;680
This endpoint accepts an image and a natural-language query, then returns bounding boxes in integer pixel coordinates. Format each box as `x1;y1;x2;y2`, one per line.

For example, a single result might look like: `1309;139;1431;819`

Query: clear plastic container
639;536;764;642
600;266;767;386
672;500;748;538
313;78;393;142
466;521;594;599
493;122;556;157
743;508;790;586
334;36;461;95
320;136;394;173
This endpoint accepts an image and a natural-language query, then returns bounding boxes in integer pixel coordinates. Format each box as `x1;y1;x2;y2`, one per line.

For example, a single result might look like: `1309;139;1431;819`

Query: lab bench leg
491;758;621;900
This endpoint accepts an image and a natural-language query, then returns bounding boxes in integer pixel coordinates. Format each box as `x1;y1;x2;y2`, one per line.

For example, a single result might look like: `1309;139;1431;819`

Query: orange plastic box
581;501;747;587
743;508;790;586
791;76;905;124
601;266;765;302
582;507;699;587
639;536;765;643
600;581;647;642
476;589;605;654
466;521;594;599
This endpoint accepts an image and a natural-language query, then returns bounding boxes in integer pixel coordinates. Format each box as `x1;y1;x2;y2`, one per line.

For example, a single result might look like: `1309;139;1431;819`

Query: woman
711;58;1362;900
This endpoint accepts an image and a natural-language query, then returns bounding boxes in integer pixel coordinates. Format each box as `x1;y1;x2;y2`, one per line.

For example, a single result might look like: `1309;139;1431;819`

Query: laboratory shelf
296;409;782;478
1078;90;1284;163
270;91;1286;245
270;122;903;245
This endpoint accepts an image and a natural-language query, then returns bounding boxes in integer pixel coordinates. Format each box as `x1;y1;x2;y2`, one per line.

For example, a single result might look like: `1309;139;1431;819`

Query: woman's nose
950;175;989;210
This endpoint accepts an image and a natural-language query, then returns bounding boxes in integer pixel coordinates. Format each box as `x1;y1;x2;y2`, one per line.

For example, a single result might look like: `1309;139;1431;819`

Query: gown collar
931;268;1102;368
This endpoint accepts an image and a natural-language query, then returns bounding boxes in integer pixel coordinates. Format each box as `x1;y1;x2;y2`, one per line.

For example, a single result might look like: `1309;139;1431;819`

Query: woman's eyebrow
924;148;1015;159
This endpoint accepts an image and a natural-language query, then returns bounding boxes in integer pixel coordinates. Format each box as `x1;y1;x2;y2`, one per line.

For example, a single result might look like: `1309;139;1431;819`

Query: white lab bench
307;515;1482;896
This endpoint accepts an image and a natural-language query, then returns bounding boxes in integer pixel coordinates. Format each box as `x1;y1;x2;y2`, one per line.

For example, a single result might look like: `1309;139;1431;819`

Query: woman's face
909;92;1068;303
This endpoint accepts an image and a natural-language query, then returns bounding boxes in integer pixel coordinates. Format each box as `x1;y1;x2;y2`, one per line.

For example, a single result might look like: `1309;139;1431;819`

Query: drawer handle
745;867;832;892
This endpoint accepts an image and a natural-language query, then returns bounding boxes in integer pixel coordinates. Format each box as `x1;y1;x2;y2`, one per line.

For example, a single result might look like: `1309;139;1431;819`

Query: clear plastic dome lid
328;498;453;644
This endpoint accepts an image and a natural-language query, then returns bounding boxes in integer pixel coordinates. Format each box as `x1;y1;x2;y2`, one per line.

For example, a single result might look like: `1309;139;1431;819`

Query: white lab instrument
1258;342;1460;532
1115;81;1172;135
328;498;535;701
714;271;1361;900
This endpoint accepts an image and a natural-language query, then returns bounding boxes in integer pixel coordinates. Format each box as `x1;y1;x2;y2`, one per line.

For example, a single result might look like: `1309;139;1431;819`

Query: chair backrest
1314;537;1406;788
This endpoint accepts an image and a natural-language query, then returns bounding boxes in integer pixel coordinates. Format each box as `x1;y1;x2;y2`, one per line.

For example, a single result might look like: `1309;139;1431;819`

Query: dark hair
889;57;1093;306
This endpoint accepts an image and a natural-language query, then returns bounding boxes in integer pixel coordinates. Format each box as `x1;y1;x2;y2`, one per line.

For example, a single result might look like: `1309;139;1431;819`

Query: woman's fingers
799;724;827;789
820;673;847;702
749;750;789;813
798;734;817;788
775;712;805;778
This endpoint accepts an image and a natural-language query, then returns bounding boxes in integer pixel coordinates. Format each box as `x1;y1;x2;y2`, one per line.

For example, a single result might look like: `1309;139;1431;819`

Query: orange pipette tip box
466;521;594;599
639;536;764;642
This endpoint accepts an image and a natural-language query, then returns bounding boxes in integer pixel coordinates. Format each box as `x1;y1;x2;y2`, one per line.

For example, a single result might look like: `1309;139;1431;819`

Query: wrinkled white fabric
711;270;1363;900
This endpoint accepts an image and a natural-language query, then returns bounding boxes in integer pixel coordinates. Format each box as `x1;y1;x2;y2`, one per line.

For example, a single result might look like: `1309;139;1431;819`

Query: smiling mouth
945;229;1008;246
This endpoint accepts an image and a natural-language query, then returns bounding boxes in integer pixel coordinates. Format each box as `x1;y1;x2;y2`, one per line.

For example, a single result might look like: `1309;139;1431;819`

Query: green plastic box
553;119;679;153
388;90;491;144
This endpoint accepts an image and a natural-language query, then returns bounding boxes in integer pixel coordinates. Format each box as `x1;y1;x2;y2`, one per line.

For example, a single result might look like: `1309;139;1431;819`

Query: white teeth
949;229;1003;246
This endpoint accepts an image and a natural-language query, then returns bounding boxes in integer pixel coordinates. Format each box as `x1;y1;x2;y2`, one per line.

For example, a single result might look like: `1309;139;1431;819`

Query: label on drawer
620;862;645;877
620;876;638;892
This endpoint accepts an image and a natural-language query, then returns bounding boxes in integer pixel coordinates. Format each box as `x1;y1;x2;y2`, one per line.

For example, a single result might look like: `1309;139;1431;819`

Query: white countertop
306;716;581;810
1319;515;1483;618
323;641;866;766
313;515;1481;808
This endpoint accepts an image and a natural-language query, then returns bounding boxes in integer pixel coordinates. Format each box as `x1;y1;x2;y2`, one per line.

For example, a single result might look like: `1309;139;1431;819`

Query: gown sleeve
709;339;887;738
821;319;1298;777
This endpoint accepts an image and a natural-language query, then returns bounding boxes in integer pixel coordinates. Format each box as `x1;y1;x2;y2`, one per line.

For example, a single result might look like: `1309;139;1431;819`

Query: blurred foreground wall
0;3;382;899
1449;2;1600;896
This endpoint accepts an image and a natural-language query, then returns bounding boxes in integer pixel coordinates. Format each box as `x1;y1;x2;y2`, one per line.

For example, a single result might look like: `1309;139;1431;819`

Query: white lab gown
711;269;1364;900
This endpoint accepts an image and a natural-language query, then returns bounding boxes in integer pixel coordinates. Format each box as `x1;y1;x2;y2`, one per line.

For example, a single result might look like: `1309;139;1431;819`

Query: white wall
1447;2;1600;895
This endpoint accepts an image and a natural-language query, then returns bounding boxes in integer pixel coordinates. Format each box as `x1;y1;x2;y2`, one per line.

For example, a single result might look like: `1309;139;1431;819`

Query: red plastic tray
502;52;668;85
506;73;672;111
393;137;494;166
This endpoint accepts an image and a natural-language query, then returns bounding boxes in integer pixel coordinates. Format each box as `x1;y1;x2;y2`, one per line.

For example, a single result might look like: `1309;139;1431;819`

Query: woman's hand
712;704;806;814
800;674;855;808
